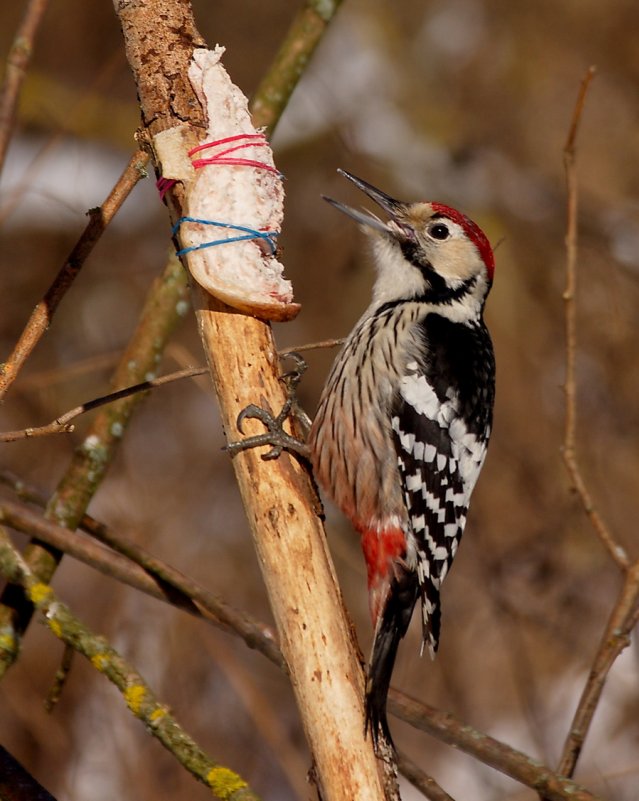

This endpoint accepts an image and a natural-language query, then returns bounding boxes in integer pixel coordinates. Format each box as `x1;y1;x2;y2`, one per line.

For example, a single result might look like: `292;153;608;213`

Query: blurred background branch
0;0;50;177
0;149;149;401
560;65;629;572
553;65;638;787
0;366;207;442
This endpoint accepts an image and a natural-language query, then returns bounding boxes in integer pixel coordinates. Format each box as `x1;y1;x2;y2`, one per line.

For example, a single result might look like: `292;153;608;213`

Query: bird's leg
225;352;311;461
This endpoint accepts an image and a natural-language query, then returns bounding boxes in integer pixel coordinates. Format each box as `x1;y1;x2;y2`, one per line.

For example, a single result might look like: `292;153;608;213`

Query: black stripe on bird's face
399;237;479;304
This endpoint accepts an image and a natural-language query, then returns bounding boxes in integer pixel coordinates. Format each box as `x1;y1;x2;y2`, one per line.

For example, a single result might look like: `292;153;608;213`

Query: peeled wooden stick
113;2;392;798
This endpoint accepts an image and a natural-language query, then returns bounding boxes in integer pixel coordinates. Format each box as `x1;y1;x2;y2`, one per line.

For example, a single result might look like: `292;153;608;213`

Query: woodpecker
309;169;496;745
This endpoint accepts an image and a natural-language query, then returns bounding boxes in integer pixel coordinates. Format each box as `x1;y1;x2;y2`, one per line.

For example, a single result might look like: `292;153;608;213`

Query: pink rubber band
187;132;265;156
157;133;279;201
189;134;278;174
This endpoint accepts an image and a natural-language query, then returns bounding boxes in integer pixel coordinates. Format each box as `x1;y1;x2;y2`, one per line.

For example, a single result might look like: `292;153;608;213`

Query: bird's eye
429;223;450;241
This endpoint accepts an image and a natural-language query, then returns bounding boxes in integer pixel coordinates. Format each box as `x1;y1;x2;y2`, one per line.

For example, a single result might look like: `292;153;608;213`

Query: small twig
562;65;591;457
550;66;639;795
44;644;74;713
396;751;456;801
556;559;639;778
0;367;207;442
279;337;345;355
560;66;629;571
388;690;603;801
0;340;343;442
0;340;344;443
0;148;150;402
0;0;50;178
0;497;282;668
0;529;263;801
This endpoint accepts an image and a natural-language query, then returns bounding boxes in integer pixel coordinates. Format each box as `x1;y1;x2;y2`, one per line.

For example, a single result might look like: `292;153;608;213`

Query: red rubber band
187;132;265;156
157;133;279;202
157;176;176;201
189;134;279;174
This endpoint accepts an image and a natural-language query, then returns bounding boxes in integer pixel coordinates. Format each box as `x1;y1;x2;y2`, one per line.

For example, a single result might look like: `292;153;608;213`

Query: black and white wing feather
391;313;495;655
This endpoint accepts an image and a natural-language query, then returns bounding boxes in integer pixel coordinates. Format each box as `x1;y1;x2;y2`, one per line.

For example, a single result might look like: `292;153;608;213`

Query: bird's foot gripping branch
225;352;311;462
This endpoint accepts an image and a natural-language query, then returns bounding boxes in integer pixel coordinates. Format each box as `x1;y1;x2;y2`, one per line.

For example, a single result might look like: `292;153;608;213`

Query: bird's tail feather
365;567;420;747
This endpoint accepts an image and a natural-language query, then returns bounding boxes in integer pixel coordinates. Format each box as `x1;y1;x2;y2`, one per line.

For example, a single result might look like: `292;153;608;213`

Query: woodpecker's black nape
365;566;420;749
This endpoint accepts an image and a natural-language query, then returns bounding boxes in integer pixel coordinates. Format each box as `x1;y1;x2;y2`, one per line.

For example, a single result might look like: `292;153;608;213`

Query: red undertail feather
359;526;406;625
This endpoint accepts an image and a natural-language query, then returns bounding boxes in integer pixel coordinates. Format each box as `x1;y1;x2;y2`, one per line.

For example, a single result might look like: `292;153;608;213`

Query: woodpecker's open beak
322;169;411;240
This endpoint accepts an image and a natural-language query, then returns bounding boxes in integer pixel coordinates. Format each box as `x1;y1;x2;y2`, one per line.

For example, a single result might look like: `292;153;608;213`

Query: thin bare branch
396;751;456;801
0;367;207;442
250;0;345;134
389;690;604;801
564;67;597;159
279;337;345;355
0;148;150;401
560;66;630;571
0;339;342;442
0;497;282;667
556;559;639;777
0;344;342;442
0;0;50;177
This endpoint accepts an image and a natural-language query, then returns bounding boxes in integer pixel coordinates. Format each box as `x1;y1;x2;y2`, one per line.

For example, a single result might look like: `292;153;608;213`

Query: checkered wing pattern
391;359;489;656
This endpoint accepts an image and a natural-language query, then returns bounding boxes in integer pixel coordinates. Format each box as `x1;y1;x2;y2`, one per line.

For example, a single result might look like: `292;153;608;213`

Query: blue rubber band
173;216;279;257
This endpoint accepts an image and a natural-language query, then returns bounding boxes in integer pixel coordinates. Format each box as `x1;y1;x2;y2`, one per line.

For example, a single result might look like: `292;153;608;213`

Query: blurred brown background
1;1;638;799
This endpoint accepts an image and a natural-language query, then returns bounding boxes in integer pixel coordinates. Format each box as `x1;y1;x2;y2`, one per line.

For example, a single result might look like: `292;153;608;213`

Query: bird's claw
279;351;307;393
236;404;279;436
225;355;310;461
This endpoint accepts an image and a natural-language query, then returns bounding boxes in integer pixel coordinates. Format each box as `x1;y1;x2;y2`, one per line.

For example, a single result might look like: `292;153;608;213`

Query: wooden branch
0;494;282;668
0;366;207;442
396;751;456;801
0;0;50;177
196;303;391;800
556;66;639;784
388;691;604;801
0;529;263;801
0;148;150;401
560;66;629;571
112;2;390;799
556;559;639;777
